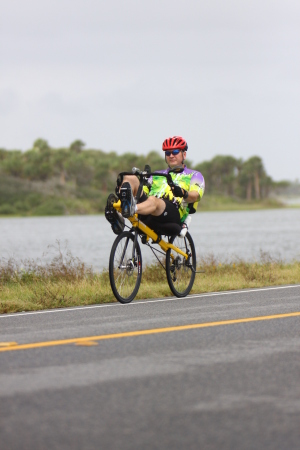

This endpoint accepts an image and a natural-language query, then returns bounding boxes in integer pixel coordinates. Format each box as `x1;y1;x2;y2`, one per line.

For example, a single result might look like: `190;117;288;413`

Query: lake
0;209;299;271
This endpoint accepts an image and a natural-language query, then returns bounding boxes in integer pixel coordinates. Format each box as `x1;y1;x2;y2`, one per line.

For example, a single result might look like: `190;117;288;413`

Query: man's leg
136;196;166;216
121;175;140;196
120;176;166;218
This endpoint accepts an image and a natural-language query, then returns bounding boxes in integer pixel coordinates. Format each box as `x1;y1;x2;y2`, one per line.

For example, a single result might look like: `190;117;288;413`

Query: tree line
0;139;167;192
0;138;285;216
195;155;275;200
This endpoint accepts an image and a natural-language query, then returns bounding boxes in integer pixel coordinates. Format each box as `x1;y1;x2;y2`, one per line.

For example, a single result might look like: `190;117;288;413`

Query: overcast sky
1;0;299;181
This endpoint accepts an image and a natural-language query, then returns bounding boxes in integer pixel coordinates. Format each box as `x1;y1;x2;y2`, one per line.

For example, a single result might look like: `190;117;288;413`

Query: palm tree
240;156;265;200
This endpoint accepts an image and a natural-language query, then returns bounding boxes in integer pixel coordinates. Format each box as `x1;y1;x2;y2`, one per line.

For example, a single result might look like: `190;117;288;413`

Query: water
0;209;299;271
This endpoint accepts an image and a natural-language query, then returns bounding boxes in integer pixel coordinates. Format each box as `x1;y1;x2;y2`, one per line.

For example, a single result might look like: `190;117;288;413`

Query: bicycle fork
118;230;141;275
132;229;141;274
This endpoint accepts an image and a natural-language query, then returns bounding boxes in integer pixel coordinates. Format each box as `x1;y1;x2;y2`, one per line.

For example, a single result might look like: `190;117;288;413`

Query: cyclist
106;136;205;234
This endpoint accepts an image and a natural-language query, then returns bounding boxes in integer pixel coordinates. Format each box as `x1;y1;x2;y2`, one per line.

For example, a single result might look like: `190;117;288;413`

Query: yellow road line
0;342;18;347
1;311;300;353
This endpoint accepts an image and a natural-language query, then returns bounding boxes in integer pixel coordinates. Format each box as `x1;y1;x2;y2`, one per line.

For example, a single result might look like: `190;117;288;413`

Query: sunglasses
165;149;181;156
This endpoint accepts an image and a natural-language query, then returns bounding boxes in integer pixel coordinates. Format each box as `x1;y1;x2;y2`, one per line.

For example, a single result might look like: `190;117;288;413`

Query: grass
199;195;286;211
0;245;299;314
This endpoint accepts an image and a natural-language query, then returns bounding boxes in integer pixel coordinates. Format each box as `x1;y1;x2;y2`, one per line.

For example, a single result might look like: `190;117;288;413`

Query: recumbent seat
140;215;181;237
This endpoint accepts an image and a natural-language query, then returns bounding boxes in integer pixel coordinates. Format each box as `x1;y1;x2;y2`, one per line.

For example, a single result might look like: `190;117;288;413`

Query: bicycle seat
141;216;181;237
153;222;182;236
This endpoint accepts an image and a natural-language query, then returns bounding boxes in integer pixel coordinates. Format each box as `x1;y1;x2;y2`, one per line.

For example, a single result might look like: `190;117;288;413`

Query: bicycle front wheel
109;231;142;303
166;232;196;297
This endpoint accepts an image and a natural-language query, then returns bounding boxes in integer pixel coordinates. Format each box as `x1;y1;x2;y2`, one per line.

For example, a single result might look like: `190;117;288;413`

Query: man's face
165;150;186;168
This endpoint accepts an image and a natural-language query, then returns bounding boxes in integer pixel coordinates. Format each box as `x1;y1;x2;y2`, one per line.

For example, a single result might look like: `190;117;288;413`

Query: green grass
1;247;299;314
199;195;286;211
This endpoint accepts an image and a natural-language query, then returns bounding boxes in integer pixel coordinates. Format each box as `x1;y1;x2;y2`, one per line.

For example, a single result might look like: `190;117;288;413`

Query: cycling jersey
143;166;205;222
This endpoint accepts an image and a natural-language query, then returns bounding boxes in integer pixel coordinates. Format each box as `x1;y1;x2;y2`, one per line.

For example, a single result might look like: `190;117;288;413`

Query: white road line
0;284;299;319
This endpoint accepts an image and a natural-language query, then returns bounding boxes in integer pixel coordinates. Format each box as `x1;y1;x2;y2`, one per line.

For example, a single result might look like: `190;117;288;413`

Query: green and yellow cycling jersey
143;166;205;222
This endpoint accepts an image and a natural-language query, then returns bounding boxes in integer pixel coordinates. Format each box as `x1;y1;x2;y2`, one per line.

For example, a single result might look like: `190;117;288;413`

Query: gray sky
1;0;299;181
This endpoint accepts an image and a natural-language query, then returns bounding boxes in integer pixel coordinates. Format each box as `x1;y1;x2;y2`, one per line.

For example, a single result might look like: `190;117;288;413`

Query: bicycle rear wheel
109;231;142;303
166;232;196;297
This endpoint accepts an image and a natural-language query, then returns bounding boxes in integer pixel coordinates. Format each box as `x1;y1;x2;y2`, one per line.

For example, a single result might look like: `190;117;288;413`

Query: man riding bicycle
106;136;205;234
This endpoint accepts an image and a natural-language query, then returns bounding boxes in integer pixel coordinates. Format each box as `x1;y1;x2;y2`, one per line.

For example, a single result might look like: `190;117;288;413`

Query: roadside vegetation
1;246;299;314
0;138;296;217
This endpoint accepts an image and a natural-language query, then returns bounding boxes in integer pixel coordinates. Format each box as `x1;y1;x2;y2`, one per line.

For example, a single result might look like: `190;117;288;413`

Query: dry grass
192;252;300;294
0;245;299;314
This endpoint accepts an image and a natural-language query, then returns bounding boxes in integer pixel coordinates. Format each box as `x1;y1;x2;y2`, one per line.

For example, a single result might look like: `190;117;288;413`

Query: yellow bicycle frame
113;200;189;260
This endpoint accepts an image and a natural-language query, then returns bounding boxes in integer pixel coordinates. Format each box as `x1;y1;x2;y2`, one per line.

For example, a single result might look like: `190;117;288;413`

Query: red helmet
162;136;188;152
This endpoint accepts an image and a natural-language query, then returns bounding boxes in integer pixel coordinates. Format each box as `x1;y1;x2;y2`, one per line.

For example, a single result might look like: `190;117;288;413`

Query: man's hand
172;184;187;198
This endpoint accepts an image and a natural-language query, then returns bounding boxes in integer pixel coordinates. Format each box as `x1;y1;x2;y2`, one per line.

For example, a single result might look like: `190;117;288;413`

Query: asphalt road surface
1;285;300;450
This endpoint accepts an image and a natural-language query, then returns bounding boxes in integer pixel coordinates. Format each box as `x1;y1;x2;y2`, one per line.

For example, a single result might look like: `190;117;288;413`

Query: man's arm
183;189;200;203
171;184;199;201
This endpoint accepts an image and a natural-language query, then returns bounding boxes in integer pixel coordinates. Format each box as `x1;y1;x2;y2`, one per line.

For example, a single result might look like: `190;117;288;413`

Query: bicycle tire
166;232;196;297
109;231;142;303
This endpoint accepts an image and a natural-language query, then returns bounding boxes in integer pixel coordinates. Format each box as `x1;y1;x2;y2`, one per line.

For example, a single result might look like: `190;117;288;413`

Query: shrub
0;203;17;215
32;199;65;216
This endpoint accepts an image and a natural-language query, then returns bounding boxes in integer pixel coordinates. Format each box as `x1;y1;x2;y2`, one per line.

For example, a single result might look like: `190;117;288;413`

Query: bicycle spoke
166;232;196;297
109;231;142;303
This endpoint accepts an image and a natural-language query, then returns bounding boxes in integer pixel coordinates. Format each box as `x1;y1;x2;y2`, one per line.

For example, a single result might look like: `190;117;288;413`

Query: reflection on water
0;209;300;271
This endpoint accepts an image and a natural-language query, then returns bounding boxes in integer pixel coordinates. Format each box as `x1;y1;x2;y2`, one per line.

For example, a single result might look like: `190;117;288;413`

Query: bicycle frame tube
132;227;139;260
113;201;189;260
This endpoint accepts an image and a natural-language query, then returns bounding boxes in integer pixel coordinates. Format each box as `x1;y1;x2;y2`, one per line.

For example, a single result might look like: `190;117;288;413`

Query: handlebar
117;165;187;201
120;166;175;188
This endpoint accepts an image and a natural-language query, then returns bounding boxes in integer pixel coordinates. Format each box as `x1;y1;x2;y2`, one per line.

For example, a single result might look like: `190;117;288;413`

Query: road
1;285;300;449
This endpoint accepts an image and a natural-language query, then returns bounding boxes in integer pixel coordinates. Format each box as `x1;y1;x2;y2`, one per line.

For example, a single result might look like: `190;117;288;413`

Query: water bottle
179;215;192;237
